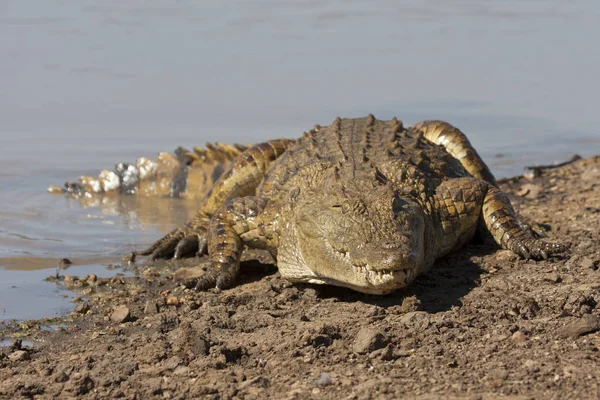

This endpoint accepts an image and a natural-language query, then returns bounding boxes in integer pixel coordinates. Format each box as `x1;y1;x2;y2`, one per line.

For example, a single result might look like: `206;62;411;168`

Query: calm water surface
1;0;599;320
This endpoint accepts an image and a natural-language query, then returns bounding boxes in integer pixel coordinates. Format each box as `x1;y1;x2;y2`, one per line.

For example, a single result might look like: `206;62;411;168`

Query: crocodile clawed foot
174;232;208;259
177;261;239;292
518;216;549;238
509;232;567;261
136;225;209;260
135;228;185;260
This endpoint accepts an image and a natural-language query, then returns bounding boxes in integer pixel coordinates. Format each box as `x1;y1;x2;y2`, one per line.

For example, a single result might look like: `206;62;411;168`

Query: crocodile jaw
276;223;414;295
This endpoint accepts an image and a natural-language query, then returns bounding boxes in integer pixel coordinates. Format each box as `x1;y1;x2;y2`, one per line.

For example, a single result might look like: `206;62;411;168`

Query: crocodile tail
48;143;251;200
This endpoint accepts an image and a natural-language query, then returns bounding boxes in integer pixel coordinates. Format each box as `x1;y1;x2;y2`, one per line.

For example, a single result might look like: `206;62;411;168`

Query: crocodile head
277;163;426;294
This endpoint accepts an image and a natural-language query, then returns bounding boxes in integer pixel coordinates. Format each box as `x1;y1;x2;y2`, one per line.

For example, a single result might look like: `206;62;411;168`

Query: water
1;0;599;320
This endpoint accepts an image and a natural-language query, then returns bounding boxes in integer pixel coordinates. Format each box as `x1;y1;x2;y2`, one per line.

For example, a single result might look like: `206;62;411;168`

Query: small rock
173;266;206;282
516;183;542;199
558;315;600;338
399;311;429;325
302;288;318;300
493;250;517;263
239;376;269;389
544;273;562;284
315;372;333;387
580;257;598;270
488;368;509;381
353;327;387;354
166;296;180;306
369;344;395;361
400;296;421;313
309;334;332;348
173;366;191;376
144;300;160;315
511;331;527;343
75;302;91;314
110;305;131;323
340;377;353;387
8;350;29;362
523;359;540;372
54;371;70;382
368;305;386;318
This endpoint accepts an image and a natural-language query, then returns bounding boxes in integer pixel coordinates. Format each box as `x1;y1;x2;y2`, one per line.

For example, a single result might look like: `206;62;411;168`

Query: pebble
8;350;29;362
173;366;191;376
166;296;180;306
400;296;421;313
511;331;527;343
488;368;509;381
558;315;600;338
75;302;91;314
580;257;598;270
302;288;318;300
315;372;333;387
144;300;160;315
523;359;540;372
110;305;132;323
516;183;542;199
493;250;517;263
544;273;562;284
54;371;70;382
353;327;386;354
369;344;395;361
399;311;429;325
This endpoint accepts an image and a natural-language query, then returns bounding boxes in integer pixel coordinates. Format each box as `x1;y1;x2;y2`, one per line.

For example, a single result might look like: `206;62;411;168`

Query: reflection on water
1;0;599;320
0;339;35;348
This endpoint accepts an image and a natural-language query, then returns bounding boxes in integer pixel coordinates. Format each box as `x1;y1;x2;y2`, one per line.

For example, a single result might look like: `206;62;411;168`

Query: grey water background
1;0;599;321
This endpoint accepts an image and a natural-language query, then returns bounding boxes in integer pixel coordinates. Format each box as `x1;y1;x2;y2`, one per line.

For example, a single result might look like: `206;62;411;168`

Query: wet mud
1;155;599;399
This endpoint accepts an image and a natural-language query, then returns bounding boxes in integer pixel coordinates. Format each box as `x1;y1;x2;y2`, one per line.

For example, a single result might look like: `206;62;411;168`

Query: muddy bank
1;156;599;399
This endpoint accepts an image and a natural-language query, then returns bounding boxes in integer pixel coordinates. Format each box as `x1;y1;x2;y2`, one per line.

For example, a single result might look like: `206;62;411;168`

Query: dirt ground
1;155;599;399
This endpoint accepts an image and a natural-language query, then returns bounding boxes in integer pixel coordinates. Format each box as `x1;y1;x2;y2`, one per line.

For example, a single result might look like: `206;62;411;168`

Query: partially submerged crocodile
54;116;564;294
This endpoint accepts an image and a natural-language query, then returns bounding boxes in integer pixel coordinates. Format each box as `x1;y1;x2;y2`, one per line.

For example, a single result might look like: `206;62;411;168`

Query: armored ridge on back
53;115;565;294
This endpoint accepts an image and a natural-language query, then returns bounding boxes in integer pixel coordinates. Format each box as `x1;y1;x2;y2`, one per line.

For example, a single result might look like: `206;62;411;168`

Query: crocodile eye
332;201;352;214
341;201;351;214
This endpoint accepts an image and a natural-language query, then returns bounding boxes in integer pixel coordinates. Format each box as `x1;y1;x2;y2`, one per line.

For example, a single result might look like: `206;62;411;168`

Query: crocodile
55;116;564;294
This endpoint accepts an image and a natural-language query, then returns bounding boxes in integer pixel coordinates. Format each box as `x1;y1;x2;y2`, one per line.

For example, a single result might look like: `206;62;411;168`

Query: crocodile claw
179;261;239;292
519;217;549;239
137;224;209;260
509;233;566;261
174;232;208;259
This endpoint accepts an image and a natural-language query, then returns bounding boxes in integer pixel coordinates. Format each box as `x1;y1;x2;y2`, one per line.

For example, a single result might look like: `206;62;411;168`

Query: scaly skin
131;115;564;294
49;143;249;200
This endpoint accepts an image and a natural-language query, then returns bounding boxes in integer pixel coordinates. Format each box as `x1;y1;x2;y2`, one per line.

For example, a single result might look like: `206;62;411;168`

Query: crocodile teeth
352;264;396;280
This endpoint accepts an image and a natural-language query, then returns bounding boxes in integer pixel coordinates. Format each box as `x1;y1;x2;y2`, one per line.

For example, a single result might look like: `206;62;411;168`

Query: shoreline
1;155;599;399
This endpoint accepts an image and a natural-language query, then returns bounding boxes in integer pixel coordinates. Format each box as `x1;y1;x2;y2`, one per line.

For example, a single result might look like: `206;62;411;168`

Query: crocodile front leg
137;139;295;260
481;186;564;259
184;196;274;291
434;177;565;259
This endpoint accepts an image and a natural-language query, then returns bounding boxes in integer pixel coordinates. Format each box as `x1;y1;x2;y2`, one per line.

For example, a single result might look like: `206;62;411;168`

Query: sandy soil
1;155;599;399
